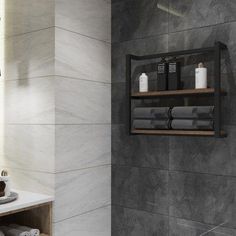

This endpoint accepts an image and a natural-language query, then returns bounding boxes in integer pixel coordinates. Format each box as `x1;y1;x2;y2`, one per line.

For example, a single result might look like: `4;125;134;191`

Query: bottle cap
198;62;204;68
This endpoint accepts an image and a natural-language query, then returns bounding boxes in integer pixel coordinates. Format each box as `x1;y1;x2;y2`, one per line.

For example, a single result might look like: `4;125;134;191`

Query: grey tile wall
112;0;236;235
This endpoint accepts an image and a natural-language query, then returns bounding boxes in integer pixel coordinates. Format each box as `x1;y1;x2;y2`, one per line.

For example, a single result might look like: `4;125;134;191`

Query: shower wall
112;0;236;235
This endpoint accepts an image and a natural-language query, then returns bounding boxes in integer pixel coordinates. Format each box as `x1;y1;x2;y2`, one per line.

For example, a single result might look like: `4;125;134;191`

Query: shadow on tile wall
112;0;236;235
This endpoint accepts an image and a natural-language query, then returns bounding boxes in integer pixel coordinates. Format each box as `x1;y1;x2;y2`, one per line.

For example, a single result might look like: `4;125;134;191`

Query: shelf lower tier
131;129;227;137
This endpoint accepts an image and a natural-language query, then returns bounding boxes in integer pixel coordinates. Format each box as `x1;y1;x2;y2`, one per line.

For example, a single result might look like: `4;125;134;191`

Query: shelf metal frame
126;41;227;137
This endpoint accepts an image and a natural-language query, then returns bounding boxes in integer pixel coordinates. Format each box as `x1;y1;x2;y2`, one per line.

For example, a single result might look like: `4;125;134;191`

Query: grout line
53;204;111;224
0;166;54;175
111;163;236;179
54;75;111;85
55;26;111;44
0;26;55;39
56;164;111;174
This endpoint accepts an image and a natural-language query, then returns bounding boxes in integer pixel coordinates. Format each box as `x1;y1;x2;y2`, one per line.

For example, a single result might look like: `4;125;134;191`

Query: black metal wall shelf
126;42;227;138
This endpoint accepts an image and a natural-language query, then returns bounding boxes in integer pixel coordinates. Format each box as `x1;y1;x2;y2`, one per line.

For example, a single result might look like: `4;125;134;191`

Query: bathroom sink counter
0;190;53;217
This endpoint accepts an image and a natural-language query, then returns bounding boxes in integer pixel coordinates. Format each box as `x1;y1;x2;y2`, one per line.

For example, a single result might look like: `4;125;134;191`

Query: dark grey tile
112;34;168;83
170;126;236;176
169;217;236;236
169;0;236;33
169;171;236;229
112;0;168;42
112;166;169;215
168;22;236;77
112;124;169;170
112;206;169;236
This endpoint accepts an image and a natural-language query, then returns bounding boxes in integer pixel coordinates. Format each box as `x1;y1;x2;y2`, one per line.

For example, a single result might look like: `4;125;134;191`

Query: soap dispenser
157;58;168;91
139;72;148;92
195;62;207;89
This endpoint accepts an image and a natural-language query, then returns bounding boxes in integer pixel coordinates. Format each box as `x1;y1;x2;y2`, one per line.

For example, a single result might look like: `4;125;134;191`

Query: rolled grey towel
9;225;40;236
133;119;170;130
171;106;214;119
0;226;30;236
133;107;171;119
0;230;5;236
171;119;214;130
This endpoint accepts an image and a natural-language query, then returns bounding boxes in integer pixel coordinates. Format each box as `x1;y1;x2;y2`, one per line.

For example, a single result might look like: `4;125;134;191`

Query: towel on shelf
0;226;30;236
9;225;40;236
171;106;214;119
133;107;171;119
133;119;170;130
171;119;214;130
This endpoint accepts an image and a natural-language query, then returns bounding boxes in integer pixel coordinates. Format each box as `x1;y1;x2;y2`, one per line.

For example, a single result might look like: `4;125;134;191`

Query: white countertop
0;190;54;216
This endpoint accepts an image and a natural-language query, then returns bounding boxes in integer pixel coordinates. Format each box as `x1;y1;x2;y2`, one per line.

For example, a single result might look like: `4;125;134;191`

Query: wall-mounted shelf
131;88;227;98
126;41;228;138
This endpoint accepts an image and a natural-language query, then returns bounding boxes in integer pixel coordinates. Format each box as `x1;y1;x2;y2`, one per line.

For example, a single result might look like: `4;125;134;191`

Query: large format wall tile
112;34;168;83
112;125;168;170
169;217;236;236
7;168;54;195
55;206;111;236
56;0;110;42
2;0;54;37
112;206;168;236
55;28;111;83
169;0;236;33
0;124;54;173
56;124;111;172
0;77;54;124
54;165;111;222
55;77;111;124
112;0;168;42
170;126;236;176
169;171;236;229
168;22;236;76
0;28;54;80
112;166;168;215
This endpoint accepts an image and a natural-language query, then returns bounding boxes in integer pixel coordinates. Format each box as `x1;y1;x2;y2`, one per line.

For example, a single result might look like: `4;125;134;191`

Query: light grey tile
54;206;111;236
55;77;111;124
0;124;54;173
5;167;54;195
0;77;55;124
55;28;111;83
0;28;54;80
55;0;110;42
1;0;54;37
56;124;111;172
54;165;111;222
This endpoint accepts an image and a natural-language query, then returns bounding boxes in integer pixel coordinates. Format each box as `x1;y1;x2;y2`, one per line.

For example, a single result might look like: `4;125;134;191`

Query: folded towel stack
171;106;214;130
133;107;171;130
0;224;40;236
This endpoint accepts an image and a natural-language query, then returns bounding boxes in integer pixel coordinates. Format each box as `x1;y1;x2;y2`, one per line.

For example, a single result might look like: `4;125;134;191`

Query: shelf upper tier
131;88;227;98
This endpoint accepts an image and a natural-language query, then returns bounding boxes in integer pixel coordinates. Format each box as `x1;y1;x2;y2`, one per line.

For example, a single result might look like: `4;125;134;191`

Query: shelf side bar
214;42;221;137
131;47;215;61
126;54;132;135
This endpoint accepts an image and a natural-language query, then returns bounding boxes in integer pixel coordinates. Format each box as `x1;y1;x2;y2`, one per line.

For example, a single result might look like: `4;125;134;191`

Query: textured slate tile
169;0;236;33
112;34;168;83
112;206;169;236
169;217;236;236
170;126;236;176
112;124;169;170
169;171;236;229
112;166;168;215
168;22;236;77
112;0;168;42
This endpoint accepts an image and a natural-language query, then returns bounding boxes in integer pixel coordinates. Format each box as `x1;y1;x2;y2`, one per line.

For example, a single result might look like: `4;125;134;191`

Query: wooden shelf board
131;129;226;137
131;88;226;98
